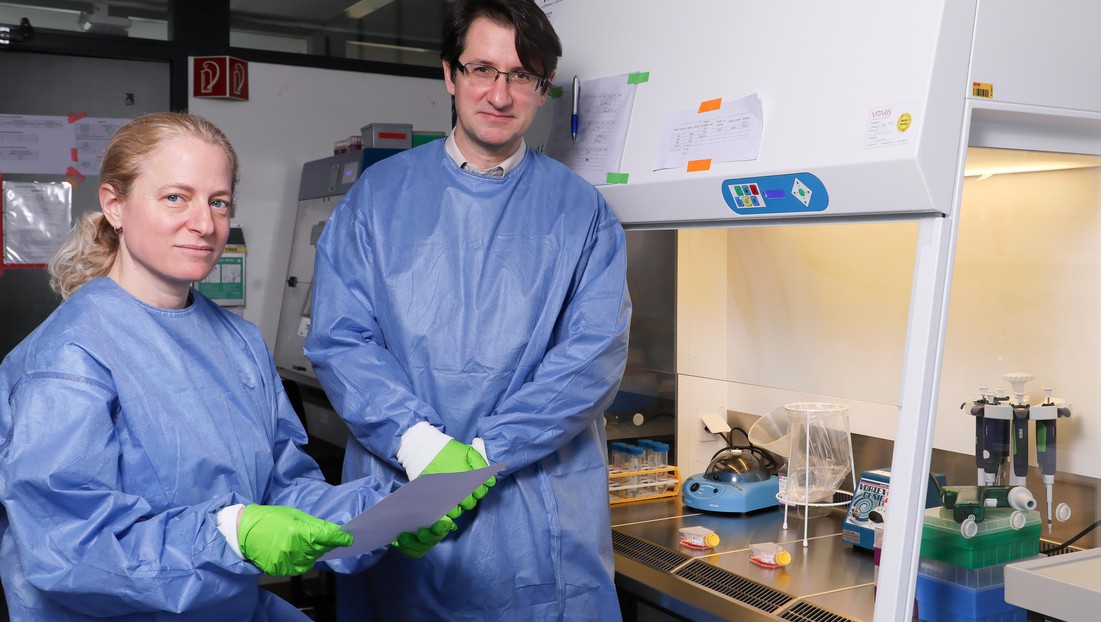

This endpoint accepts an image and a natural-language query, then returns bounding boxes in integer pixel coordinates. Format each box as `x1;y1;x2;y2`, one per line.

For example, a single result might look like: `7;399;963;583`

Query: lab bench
611;499;876;621
610;484;1087;621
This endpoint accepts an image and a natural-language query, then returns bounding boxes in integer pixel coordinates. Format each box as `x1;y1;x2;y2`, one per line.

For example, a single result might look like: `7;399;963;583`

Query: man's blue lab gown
305;139;632;621
0;278;384;621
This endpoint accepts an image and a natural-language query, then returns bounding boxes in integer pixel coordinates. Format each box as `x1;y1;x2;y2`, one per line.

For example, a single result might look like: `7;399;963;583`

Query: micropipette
1004;373;1034;487
970;387;988;486
1037;386;1072;533
965;385;1010;486
1037;416;1056;533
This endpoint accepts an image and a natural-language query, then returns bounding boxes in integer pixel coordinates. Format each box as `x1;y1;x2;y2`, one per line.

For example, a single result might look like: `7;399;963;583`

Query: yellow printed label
972;82;994;99
897;112;912;133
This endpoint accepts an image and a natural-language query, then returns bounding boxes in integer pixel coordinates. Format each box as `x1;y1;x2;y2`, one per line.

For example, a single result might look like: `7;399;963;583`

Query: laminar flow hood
542;0;1101;228
542;2;1101;621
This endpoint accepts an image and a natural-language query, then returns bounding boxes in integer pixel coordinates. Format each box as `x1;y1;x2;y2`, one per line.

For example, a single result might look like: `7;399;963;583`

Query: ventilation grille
674;559;792;613
611;530;690;573
1041;540;1085;556
780;602;859;622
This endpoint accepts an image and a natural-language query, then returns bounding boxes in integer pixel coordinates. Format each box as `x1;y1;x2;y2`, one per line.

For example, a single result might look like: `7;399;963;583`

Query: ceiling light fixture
345;0;396;20
964;147;1101;179
77;4;131;35
347;40;437;54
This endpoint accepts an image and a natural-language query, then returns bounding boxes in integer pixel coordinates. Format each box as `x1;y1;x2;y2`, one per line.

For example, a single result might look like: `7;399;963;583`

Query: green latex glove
392;515;456;559
422;440;496;519
237;505;353;576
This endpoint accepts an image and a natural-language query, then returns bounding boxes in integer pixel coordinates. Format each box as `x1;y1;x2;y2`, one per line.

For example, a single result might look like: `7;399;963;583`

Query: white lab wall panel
676;374;731;477
676;228;729;380
678;165;1101;478
189;62;451;348
936;168;1101;476
542;0;975;225
722;222;917;405
970;0;1101;113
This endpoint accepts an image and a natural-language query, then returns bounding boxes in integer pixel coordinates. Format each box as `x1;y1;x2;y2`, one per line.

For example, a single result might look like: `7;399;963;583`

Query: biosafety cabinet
273;148;400;448
542;1;1101;620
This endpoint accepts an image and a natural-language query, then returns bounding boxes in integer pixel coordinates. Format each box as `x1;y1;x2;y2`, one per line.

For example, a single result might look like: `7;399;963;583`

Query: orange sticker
697;98;722;113
687;159;712;172
71;148;79;161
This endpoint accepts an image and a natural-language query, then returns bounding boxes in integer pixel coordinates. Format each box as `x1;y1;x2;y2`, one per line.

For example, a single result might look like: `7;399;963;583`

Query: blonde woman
0;112;450;621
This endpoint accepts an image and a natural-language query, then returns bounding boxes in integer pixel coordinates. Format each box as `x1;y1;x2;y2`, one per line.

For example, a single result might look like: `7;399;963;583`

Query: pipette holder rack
963;379;1071;488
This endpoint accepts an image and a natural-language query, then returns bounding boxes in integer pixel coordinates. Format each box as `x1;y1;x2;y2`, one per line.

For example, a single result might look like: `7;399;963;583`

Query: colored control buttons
730;183;766;208
721;172;828;216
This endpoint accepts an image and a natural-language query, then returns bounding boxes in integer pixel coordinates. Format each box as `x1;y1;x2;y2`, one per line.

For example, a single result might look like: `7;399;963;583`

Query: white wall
677;164;1101;479
189;61;452;347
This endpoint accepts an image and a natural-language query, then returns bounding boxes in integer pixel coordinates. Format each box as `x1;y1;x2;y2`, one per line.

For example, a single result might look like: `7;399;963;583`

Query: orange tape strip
698;98;722;113
687;159;712;172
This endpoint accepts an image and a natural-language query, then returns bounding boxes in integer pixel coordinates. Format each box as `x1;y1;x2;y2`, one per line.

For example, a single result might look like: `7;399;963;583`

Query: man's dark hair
441;0;562;93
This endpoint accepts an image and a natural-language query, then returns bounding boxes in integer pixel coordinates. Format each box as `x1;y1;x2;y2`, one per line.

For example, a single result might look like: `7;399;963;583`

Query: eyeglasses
456;62;547;92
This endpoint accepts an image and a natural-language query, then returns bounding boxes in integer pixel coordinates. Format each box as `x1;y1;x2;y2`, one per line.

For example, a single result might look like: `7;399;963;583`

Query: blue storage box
915;573;1025;622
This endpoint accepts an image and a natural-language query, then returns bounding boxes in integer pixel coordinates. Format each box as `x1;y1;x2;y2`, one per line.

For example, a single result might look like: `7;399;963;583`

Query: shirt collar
445;131;526;177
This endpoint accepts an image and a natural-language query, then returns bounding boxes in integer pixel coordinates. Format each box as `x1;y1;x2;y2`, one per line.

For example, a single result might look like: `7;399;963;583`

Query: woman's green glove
392;515;456;559
422;440;496;519
237;505;353;576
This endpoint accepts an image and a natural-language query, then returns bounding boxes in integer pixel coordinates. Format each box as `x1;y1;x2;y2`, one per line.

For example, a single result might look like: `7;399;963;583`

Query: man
305;0;631;619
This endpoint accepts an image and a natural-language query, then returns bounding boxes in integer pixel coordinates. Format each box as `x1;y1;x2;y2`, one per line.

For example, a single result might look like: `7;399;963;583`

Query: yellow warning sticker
897;112;912;133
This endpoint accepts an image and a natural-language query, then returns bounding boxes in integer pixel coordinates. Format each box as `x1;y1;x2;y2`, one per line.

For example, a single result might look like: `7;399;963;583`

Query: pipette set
961;372;1072;533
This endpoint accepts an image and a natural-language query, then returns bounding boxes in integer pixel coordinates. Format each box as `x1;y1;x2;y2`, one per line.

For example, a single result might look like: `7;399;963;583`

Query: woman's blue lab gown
305;140;632;621
0;278;384;621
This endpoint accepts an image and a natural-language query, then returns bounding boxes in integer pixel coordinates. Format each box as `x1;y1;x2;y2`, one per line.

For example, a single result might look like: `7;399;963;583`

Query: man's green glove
422;439;496;519
237;505;353;576
392;515;456;559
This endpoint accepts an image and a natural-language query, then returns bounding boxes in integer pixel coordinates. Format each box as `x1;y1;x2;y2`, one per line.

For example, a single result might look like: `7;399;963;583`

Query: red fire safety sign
193;56;249;101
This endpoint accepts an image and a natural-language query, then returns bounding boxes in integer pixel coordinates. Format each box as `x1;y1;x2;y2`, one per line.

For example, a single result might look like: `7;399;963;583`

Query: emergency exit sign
193;56;249;101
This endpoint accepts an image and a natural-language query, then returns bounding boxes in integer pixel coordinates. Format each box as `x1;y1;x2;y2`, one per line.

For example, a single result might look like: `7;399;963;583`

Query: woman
0;112;448;621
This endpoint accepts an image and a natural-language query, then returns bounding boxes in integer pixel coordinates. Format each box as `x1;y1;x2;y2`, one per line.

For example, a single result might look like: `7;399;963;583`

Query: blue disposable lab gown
0;278;384;621
305;140;631;621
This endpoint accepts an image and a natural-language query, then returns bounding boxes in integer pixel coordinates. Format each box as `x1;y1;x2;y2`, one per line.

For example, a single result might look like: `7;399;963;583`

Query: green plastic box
920;507;1040;569
412;131;447;147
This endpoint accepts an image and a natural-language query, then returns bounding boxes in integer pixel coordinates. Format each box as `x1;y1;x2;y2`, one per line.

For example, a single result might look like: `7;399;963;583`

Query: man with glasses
305;0;631;619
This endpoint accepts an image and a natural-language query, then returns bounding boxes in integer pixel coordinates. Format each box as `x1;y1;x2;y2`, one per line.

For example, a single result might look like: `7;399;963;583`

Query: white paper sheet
319;463;506;561
0;114;71;175
0;114;128;176
543;73;638;186
654;93;763;171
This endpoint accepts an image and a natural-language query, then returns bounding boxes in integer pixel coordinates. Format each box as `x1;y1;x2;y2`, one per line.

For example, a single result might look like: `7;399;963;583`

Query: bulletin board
0;51;169;358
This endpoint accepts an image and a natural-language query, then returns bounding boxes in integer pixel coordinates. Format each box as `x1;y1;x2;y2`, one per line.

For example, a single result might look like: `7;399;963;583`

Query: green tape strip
605;172;629;184
627;72;650;84
549;85;563;98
